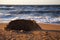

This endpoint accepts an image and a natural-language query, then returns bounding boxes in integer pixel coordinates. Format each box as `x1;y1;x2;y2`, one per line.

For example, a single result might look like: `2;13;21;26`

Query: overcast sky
0;0;60;5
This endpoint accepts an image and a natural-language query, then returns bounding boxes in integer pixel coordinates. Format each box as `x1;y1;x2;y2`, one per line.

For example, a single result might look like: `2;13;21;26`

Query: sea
0;5;60;24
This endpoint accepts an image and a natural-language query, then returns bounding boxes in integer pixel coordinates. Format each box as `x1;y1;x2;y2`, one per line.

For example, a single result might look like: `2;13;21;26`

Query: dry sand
0;23;60;40
0;23;60;30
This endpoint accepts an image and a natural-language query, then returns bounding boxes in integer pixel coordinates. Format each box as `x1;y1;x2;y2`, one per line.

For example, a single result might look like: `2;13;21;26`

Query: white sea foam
0;6;60;24
1;14;60;24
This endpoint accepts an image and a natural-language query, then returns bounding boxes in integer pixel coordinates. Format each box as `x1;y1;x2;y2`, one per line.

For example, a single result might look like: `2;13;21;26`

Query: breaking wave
0;5;60;24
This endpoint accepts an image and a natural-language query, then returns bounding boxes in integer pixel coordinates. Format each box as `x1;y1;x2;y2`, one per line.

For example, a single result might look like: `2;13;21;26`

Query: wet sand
38;23;60;30
0;23;7;30
0;23;60;30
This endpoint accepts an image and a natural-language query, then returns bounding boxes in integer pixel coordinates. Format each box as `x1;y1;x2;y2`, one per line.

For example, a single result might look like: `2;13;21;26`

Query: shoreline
0;23;60;30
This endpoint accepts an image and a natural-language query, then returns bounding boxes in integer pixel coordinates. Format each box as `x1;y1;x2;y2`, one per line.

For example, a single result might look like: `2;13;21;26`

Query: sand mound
5;19;41;32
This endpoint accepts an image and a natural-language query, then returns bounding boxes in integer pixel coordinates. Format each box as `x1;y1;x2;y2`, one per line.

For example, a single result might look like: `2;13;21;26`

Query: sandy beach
0;23;60;30
38;23;60;30
0;23;60;40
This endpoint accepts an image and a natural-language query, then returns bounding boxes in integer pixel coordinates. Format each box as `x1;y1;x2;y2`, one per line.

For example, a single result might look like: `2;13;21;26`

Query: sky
0;0;60;5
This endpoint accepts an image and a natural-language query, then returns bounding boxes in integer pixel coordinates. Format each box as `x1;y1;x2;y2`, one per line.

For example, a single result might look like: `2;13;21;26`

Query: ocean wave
0;14;60;24
0;5;60;24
